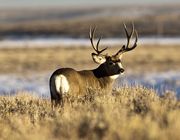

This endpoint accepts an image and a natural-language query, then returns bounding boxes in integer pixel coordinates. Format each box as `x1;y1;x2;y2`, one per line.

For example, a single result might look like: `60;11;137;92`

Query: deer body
49;24;138;106
50;67;114;97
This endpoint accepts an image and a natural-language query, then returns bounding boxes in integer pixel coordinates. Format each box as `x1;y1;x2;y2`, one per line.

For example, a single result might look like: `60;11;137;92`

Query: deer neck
93;65;113;79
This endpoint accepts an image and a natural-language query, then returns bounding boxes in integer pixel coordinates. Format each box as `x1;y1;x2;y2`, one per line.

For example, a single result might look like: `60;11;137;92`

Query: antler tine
89;26;107;54
114;23;138;56
130;29;138;51
89;26;97;52
96;36;101;51
123;23;134;50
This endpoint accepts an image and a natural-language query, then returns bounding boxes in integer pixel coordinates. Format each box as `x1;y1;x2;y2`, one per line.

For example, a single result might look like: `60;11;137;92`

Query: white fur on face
118;62;123;69
110;74;119;80
55;75;69;94
118;62;124;75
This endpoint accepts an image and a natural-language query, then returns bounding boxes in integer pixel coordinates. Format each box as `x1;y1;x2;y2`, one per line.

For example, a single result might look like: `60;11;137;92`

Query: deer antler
115;23;138;57
89;26;107;55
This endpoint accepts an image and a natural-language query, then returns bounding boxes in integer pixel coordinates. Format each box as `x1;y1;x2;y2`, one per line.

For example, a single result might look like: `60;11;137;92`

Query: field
0;44;180;139
0;87;179;140
0;45;180;74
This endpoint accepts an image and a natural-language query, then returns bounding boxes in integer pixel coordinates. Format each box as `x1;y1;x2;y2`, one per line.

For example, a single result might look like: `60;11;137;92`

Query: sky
0;0;180;8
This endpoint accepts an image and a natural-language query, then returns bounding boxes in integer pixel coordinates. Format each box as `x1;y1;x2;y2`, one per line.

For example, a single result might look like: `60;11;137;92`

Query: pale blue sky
0;0;179;8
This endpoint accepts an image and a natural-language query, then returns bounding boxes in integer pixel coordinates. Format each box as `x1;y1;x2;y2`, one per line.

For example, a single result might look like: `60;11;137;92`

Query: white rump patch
55;75;69;94
110;74;119;80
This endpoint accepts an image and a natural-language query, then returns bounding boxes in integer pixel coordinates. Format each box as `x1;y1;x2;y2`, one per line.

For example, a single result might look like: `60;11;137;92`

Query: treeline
0;14;180;38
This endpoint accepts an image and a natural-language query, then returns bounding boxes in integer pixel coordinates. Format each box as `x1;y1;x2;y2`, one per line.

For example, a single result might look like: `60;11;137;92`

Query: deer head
90;23;138;78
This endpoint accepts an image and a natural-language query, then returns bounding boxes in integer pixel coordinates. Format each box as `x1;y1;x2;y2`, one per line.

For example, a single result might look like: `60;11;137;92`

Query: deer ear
119;54;123;59
92;53;106;64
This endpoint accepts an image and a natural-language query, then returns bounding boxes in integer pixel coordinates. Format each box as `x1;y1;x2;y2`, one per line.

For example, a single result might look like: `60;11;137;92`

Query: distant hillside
0;5;180;38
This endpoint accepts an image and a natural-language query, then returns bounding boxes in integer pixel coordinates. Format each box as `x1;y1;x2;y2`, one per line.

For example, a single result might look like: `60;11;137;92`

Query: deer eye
109;62;113;65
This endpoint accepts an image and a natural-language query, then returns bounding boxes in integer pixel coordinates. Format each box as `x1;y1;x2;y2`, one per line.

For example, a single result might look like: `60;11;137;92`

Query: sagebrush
0;87;179;140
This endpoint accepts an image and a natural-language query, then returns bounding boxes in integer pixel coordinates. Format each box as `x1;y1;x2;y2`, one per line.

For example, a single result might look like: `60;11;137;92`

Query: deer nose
119;68;124;73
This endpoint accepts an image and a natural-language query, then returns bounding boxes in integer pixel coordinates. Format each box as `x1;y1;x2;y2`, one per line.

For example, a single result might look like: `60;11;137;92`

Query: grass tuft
0;87;179;140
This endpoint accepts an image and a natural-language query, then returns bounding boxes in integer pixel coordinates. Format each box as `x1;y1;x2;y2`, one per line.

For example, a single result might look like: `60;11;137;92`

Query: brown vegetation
0;87;179;140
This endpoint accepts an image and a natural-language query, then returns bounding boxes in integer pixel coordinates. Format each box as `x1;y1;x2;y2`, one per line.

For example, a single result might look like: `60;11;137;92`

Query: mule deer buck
49;24;138;106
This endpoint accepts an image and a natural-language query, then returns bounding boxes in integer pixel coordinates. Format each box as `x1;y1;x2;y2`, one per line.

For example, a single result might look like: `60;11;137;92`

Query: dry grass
0;45;179;74
0;87;179;140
